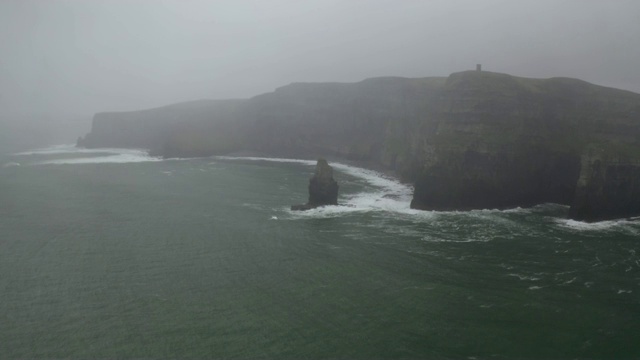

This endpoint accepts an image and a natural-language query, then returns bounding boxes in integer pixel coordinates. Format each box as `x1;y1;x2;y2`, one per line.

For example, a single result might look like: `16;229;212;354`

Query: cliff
408;72;640;221
78;70;640;221
78;99;246;155
569;147;640;222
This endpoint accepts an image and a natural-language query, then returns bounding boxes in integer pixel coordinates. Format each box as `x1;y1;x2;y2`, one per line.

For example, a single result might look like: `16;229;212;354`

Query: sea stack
291;158;339;211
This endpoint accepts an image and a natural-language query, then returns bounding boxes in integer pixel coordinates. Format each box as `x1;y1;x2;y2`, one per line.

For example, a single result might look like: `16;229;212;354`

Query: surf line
214;155;419;216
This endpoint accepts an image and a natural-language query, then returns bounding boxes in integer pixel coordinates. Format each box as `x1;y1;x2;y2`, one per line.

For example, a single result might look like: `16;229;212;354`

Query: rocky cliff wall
569;148;640;221
79;99;245;154
78;71;640;221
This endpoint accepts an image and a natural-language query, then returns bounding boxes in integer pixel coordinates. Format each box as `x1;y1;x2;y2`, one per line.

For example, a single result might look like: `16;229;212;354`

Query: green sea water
1;145;639;359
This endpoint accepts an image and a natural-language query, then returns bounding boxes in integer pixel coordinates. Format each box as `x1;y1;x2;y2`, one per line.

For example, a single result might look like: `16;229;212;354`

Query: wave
217;156;541;221
216;156;316;166
37;153;162;165
555;218;640;232
215;155;410;193
13;143;137;156
14;144;162;165
13;143;77;155
217;156;424;218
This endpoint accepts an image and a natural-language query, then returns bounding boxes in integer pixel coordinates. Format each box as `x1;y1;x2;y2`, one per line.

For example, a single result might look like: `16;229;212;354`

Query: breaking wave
216;156;421;218
13;144;161;165
555;218;640;232
215;156;558;223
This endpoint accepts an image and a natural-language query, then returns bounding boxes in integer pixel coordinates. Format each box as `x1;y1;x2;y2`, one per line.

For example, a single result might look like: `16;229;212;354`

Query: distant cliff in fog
78;70;640;222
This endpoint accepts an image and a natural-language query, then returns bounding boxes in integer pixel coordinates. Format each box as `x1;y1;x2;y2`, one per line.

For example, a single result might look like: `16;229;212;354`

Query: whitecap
14;144;162;165
13;143;78;155
286;204;365;219
35;151;161;165
14;144;145;156
215;156;541;222
556;218;639;231
508;273;541;281
331;163;411;195
219;156;422;218
2;162;20;167
215;155;316;166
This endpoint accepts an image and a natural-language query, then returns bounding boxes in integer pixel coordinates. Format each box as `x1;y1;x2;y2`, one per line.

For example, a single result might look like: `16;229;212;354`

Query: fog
1;0;639;150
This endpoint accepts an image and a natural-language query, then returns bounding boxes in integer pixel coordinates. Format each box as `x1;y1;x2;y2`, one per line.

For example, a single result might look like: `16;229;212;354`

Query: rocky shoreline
78;70;640;222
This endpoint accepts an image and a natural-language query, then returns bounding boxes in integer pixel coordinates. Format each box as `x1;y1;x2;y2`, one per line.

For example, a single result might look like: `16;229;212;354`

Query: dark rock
569;150;640;222
291;158;339;211
410;148;581;211
290;204;314;211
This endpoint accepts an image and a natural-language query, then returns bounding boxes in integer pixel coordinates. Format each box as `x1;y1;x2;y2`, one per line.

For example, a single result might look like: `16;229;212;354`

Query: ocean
1;145;639;359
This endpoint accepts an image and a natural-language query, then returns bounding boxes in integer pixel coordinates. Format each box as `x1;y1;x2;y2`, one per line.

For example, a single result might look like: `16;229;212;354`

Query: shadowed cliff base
78;70;640;222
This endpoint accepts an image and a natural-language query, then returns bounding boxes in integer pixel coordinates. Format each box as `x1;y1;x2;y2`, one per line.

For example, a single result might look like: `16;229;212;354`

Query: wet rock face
291;158;339;211
410;148;581;212
569;152;640;222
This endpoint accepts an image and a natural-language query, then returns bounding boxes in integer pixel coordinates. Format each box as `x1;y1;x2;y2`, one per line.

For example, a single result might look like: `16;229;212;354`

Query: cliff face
407;72;640;220
240;77;445;178
569;148;640;221
410;147;581;211
79;99;246;155
79;71;640;221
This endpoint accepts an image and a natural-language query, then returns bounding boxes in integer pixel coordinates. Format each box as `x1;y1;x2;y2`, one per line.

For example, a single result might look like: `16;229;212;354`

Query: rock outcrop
77;70;640;221
291;159;339;211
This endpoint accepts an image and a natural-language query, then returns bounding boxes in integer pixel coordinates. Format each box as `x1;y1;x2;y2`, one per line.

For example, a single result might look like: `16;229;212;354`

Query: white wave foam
14;144;162;165
36;152;162;165
216;156;316;166
508;273;541;281
214;156;534;221
14;143;140;156
13;143;77;155
423;235;492;243
217;156;422;218
556;218;640;231
2;162;20;167
332;163;411;195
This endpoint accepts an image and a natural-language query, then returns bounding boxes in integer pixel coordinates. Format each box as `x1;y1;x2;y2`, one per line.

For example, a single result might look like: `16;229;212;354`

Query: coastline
213;149;407;185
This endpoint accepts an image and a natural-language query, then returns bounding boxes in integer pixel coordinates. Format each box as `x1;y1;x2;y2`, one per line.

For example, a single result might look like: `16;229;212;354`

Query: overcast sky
1;0;639;121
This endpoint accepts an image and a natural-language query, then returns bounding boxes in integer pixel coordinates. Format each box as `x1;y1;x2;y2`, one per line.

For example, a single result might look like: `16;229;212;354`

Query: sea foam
215;156;541;220
216;156;431;218
36;152;162;165
14;144;161;165
556;218;640;232
14;143;128;156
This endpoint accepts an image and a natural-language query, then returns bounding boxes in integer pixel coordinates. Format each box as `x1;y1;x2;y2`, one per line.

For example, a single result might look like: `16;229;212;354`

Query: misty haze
1;1;640;358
